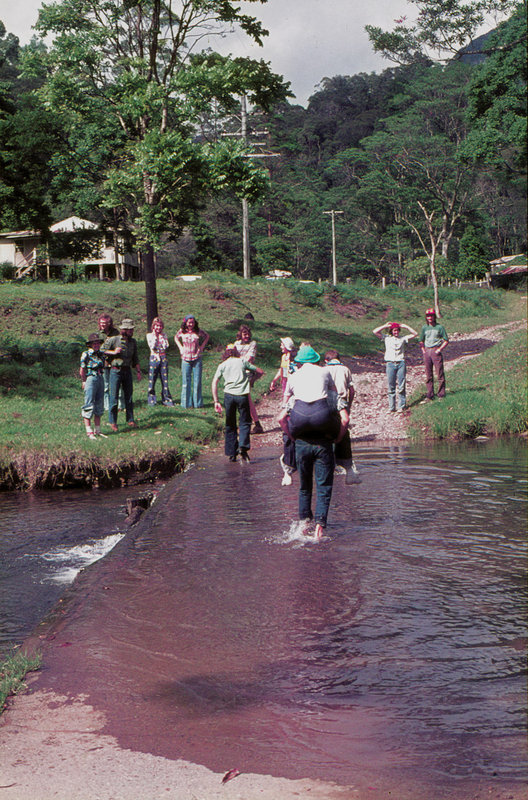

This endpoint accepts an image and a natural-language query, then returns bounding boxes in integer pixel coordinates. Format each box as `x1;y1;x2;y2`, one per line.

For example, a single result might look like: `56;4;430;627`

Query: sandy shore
0;319;525;800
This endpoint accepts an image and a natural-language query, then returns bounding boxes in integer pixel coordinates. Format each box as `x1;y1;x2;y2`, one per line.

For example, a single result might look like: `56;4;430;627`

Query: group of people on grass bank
79;315;262;437
80;307;448;539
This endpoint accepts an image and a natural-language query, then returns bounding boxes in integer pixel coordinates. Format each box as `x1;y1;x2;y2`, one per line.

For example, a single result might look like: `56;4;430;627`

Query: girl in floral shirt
174;314;209;408
146;317;174;406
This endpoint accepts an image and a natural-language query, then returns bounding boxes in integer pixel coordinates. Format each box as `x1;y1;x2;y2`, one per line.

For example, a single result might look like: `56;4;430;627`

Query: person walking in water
146;317;174;406
212;344;264;462
323;349;361;483
269;337;296;398
418;309;449;401
372;320;417;412
278;345;348;540
174;314;209;408
234;324;264;434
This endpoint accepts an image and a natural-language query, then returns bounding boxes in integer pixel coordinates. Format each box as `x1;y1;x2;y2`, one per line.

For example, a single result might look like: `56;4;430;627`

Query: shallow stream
1;439;526;796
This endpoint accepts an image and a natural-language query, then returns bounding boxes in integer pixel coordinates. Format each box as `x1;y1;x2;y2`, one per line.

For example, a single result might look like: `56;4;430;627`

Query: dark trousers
109;366;134;424
224;393;251;457
148;357;173;403
335;429;352;467
423;348;446;399
295;438;335;528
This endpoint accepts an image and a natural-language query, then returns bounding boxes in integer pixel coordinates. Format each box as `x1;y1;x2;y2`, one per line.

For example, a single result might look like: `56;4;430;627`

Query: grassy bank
0;276;525;488
0;650;41;713
409;329;527;440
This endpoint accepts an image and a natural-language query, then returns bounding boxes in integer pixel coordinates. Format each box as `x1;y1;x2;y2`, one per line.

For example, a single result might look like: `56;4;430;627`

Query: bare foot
314;524;324;540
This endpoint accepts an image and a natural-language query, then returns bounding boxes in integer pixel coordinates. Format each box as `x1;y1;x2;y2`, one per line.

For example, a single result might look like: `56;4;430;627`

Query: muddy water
25;439;526;797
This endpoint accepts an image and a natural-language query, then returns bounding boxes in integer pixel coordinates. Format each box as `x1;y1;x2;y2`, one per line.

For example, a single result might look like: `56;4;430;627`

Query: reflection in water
7;441;528;796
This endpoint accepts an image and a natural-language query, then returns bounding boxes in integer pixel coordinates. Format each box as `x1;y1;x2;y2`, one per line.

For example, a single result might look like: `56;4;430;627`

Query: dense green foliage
0;1;525;292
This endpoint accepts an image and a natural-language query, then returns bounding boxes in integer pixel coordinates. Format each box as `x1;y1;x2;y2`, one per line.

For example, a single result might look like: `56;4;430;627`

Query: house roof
0;228;37;239
489;254;524;265
0;216;99;239
49;216;98;233
499;265;527;275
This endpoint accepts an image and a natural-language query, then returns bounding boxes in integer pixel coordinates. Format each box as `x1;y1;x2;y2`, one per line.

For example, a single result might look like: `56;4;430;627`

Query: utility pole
223;96;279;279
240;96;251;280
323;210;343;285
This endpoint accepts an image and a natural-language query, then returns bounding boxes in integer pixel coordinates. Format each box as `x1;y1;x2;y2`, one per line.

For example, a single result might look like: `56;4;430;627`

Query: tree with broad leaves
27;0;290;326
335;64;478;315
366;0;520;65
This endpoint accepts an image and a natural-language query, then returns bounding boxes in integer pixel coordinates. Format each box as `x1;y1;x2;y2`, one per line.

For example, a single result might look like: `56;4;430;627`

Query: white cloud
1;0;410;106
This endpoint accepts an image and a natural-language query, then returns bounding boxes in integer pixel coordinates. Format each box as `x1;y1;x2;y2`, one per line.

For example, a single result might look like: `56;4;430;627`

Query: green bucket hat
294;344;320;364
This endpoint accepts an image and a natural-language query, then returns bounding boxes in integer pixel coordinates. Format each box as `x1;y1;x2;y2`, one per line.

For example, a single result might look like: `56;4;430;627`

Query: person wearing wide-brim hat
418;308;449;401
102;319;142;431
277;344;348;540
269;335;297;398
79;333;106;439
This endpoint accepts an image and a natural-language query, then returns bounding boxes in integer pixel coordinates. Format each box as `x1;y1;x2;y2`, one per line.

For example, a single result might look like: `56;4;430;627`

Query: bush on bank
0;278;525;489
0;650;41;712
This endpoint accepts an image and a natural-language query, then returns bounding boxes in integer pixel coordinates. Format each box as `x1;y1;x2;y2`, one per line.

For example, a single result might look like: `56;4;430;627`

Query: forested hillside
0;1;525;290
195;4;526;284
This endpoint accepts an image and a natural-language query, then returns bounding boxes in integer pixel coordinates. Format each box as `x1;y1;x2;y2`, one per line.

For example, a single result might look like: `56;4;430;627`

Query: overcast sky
2;0;411;106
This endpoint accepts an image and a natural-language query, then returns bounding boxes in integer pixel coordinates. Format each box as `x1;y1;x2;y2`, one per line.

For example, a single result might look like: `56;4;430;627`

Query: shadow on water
9;439;528;796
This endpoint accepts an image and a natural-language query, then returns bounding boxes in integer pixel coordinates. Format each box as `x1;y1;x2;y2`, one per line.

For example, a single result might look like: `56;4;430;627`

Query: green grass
0;650;41;713
409;330;527;439
0;277;525;487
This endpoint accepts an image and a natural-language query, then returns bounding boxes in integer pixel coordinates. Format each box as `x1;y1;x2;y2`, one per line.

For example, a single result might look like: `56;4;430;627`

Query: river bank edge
2;329;526;491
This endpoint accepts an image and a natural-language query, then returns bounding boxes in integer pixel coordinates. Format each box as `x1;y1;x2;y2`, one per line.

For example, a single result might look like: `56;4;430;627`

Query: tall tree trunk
142;244;158;328
429;244;440;318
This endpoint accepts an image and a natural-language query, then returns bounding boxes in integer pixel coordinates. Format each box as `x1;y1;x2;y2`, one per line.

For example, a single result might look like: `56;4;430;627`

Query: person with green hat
277;345;348;539
102;319;142;431
79;333;105;439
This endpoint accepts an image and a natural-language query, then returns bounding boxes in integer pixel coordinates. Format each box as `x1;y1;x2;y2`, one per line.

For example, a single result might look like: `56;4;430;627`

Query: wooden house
0;216;139;280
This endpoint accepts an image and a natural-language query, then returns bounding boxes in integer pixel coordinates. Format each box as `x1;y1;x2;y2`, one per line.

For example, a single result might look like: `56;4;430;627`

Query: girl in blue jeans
174;315;209;408
373;321;417;412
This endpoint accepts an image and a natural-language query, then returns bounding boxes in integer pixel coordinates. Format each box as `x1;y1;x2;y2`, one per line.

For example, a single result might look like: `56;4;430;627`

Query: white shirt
325;361;354;406
283;363;337;408
383;333;414;362
146;331;169;361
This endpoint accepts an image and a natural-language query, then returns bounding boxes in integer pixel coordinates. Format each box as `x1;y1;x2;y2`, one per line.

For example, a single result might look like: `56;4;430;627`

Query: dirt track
251;320;526;445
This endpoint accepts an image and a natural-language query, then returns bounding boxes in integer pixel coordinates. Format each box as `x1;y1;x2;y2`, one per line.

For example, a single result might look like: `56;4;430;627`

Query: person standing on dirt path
418;309;449;401
372;321;417;412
